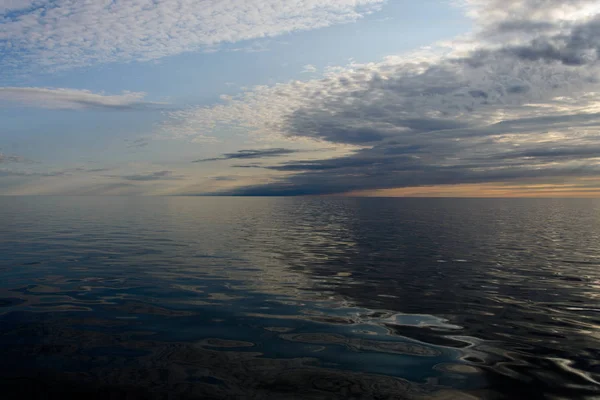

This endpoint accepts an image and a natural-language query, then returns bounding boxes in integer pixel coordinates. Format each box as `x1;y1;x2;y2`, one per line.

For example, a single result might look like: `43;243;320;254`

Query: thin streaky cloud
0;87;164;110
193;148;302;162
0;168;65;177
0;153;26;163
111;171;186;181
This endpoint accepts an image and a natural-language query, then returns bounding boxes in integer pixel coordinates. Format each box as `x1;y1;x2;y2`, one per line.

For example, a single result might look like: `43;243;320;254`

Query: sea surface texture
1;197;599;399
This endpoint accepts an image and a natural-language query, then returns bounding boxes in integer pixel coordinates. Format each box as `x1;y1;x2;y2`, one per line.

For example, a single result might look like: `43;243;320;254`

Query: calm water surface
1;197;599;399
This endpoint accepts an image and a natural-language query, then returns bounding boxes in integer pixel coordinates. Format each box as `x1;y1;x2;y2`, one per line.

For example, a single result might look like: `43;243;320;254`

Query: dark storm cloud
193;148;301;162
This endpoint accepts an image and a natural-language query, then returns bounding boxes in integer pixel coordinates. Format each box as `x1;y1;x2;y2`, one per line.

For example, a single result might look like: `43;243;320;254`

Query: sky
2;0;600;196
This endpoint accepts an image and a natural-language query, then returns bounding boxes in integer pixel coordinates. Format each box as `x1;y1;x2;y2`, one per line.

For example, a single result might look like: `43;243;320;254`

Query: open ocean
1;197;599;399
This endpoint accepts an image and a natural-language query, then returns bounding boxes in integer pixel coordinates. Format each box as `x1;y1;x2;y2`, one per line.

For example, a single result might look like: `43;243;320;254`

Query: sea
0;196;599;399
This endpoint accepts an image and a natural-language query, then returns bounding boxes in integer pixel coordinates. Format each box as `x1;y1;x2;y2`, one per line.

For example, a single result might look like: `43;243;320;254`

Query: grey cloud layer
468;16;600;67
223;68;600;194
1;0;383;72
194;148;301;162
165;0;600;196
465;0;600;65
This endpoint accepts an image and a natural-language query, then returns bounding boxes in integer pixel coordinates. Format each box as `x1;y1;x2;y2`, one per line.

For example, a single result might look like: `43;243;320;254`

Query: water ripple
1;197;599;398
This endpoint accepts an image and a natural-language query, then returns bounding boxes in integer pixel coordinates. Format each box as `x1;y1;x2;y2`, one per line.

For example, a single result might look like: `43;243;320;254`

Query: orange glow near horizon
344;181;600;198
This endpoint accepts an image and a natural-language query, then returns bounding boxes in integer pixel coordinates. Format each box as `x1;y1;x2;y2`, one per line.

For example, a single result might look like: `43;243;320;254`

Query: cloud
0;0;39;14
115;170;185;181
126;138;151;149
61;167;112;173
0;87;163;110
193;148;302;162
229;40;272;53
1;0;384;73
462;16;600;67
464;0;599;29
231;163;264;169
0;152;26;163
0;168;64;178
165;0;600;196
211;176;238;181
302;64;318;73
0;166;188;195
0;166;113;179
459;0;600;65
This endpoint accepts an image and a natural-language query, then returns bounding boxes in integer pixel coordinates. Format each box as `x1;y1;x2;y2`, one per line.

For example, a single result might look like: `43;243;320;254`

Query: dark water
1;197;599;399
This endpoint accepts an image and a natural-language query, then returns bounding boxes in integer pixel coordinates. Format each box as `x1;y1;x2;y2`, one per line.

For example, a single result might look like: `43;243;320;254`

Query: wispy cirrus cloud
1;0;384;73
0;87;163;110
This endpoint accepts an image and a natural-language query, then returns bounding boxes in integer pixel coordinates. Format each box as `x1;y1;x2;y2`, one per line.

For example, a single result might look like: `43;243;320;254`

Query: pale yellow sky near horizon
345;180;600;198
